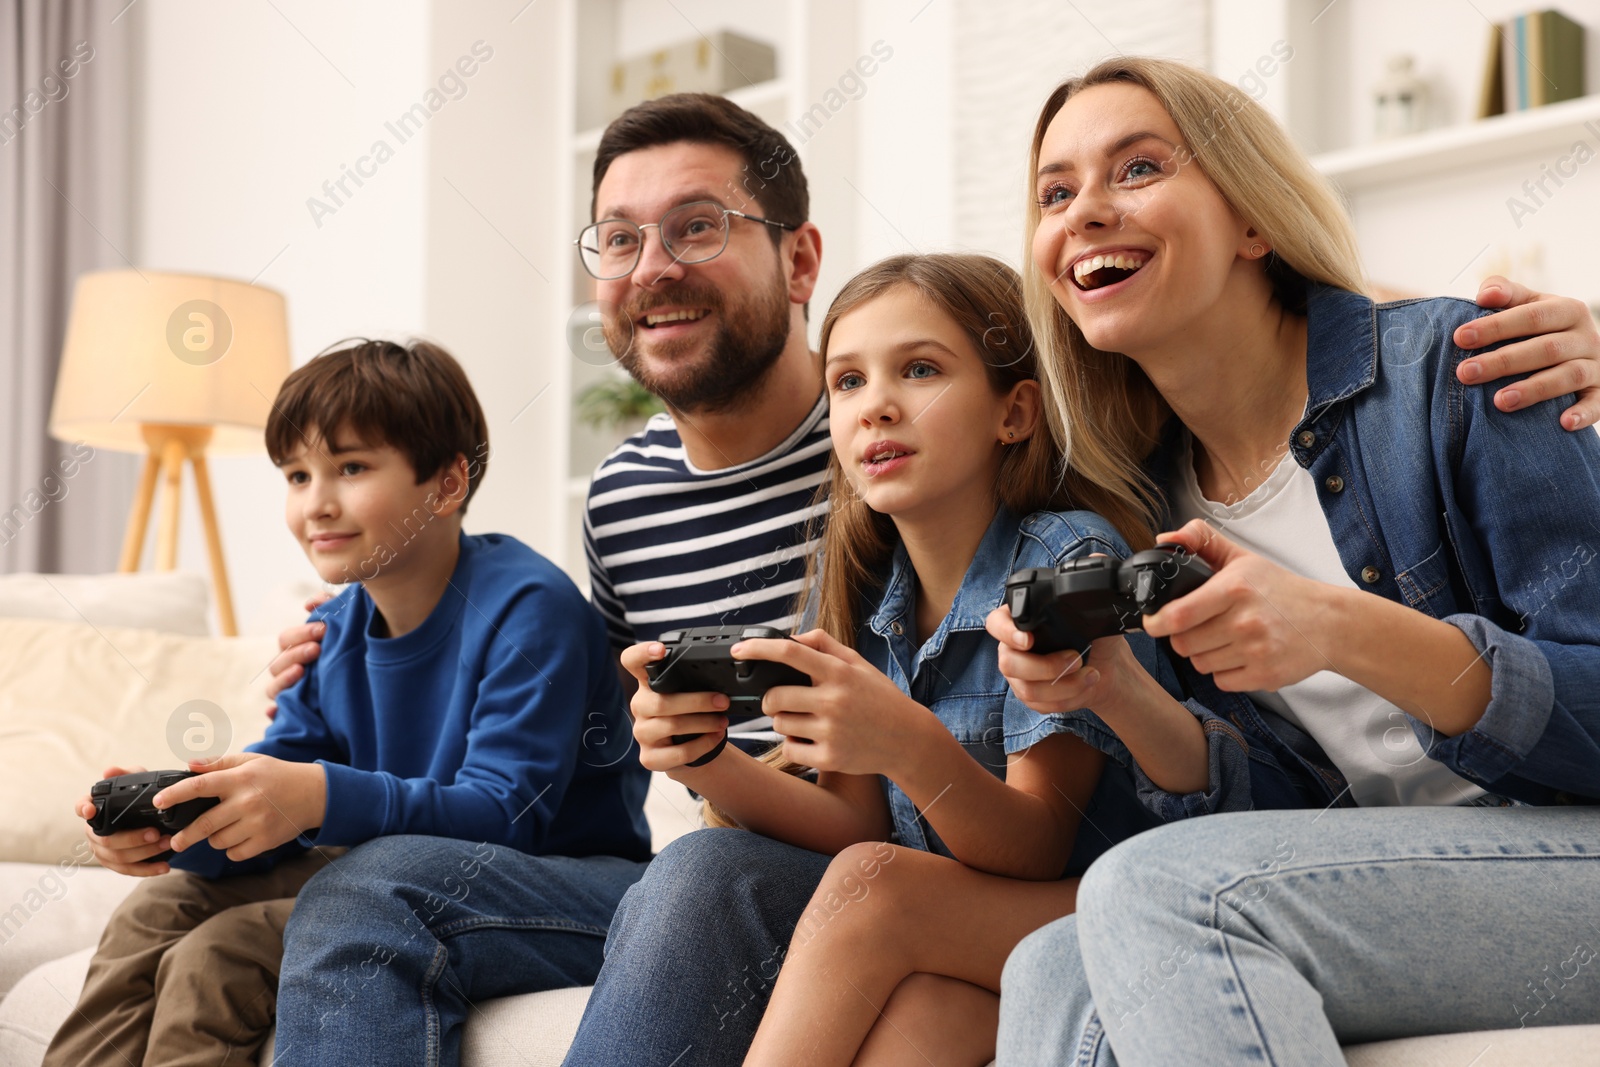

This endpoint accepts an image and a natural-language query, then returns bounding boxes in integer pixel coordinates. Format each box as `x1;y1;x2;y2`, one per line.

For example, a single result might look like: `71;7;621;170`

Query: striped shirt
583;391;832;654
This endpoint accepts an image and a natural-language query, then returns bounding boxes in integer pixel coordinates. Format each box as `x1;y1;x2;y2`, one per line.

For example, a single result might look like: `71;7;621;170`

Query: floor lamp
49;271;291;636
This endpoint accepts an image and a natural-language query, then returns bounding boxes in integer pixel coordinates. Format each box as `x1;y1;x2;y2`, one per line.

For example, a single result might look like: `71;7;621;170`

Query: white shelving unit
551;0;863;579
1311;93;1600;192
1213;0;1600;308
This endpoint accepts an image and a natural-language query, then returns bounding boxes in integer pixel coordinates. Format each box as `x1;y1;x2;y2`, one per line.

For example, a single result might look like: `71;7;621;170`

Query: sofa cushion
256;986;594;1067
13;944;1600;1067
0;947;97;1063
0;865;137;999
1345;1024;1600;1065
461;985;593;1066
0;617;277;865
0;571;213;636
644;773;701;854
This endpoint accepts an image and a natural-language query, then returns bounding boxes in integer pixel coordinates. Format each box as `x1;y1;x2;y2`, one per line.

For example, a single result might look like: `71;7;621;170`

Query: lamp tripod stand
119;423;238;636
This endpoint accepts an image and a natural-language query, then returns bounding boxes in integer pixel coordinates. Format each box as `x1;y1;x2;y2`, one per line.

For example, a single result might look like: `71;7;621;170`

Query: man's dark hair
265;338;490;509
591;92;808;241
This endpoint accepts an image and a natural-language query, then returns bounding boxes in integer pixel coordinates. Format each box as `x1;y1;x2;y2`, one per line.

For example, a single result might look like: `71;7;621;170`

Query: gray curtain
0;0;138;574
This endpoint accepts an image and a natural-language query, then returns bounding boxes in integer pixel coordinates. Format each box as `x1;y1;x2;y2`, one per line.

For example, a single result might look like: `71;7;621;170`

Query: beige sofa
0;574;1592;1066
0;573;697;1066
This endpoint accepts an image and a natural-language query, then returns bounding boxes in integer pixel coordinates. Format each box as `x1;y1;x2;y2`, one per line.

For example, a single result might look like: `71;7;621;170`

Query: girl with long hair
626;252;1201;1067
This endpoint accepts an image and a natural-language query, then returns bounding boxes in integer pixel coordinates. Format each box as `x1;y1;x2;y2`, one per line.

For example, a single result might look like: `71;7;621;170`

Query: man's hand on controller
265;592;334;720
1463;276;1600;431
620;640;730;773
76;764;174;877
155;753;327;861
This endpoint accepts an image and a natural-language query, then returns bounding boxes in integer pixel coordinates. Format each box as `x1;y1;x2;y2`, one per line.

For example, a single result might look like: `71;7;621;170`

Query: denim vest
855;505;1176;858
1142;284;1600;813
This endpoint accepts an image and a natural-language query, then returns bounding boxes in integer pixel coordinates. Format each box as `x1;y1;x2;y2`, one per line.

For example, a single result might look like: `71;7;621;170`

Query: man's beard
604;269;791;414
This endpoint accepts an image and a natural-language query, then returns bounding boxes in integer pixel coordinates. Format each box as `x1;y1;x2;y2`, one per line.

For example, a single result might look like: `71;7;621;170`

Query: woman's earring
1250;243;1267;258
1007;431;1016;440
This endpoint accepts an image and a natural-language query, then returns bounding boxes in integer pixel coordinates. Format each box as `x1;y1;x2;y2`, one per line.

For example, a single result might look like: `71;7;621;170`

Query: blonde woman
991;57;1600;1065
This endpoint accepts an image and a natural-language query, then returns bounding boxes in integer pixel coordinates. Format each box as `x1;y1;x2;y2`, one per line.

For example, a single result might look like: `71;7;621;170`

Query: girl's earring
1007;431;1016;440
1250;243;1266;258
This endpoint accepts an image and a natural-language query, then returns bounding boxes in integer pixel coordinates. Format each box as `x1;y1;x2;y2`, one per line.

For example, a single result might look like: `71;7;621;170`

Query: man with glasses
268;93;829;1067
267;90;1600;1067
571;119;828;679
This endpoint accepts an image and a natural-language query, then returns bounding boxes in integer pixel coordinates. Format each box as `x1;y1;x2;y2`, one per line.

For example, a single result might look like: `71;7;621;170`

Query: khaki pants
43;847;344;1067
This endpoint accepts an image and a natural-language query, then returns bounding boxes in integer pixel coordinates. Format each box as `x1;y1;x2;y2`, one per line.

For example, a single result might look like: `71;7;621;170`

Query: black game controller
1004;544;1213;657
88;770;219;861
645;625;812;766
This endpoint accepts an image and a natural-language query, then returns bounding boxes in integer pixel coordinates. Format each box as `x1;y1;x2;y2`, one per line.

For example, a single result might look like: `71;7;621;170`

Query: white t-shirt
1170;428;1485;807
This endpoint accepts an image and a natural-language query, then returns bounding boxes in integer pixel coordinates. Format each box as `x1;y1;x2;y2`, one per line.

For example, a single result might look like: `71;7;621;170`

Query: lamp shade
49;270;291;454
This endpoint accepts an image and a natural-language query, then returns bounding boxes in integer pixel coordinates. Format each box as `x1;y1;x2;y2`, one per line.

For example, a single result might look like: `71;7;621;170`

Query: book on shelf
1478;21;1505;118
1499;9;1587;113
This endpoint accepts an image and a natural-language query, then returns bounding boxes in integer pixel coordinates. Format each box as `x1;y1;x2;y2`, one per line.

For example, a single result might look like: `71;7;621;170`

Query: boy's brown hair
265;339;489;509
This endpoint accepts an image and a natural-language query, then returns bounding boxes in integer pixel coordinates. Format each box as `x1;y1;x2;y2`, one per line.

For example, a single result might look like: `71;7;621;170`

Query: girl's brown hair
702;252;1147;829
1022;57;1367;544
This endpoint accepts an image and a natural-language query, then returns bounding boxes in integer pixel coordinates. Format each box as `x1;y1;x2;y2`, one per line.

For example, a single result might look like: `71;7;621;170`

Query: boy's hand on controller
736;629;924;778
1461;276;1599;431
265;592;335;720
986;606;1126;714
621;641;730;773
1144;519;1337;692
156;753;327;861
76;764;173;877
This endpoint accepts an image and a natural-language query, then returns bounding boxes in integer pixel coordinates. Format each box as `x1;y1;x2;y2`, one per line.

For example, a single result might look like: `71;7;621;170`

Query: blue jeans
561;827;836;1067
997;806;1600;1066
273;834;649;1067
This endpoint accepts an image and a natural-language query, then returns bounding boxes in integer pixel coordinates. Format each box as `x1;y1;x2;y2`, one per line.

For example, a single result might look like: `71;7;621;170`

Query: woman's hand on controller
1143;519;1337;691
735;629;928;778
986;606;1129;714
77;764;173;877
620;641;730;773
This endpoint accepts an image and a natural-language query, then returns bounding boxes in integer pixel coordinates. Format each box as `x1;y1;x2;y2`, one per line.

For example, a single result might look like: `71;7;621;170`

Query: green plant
575;376;666;430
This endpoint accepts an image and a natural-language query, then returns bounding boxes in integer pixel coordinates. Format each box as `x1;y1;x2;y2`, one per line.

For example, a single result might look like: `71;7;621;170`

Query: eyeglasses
575;200;798;280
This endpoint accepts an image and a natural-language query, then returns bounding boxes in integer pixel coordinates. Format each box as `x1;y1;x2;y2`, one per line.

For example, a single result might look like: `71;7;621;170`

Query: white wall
420;2;569;583
852;0;955;258
124;0;1208;634
950;0;1210;263
134;0;431;634
127;0;1593;635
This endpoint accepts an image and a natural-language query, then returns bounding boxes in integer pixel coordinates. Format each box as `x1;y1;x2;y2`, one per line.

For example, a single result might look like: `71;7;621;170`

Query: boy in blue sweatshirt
46;339;649;1067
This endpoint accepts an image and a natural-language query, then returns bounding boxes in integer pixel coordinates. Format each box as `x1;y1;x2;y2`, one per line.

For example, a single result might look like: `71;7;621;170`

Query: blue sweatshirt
171;532;650;877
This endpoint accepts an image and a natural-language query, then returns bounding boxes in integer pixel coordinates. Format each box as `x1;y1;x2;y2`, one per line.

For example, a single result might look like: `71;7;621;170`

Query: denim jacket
855;504;1187;858
1138;284;1600;815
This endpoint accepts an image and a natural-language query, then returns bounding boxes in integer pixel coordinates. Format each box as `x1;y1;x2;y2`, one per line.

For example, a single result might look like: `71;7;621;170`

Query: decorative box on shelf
606;30;778;123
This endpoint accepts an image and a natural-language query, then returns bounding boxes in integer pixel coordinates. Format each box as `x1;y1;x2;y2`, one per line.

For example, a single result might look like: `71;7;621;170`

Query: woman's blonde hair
702;251;1148;829
1022;56;1367;543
